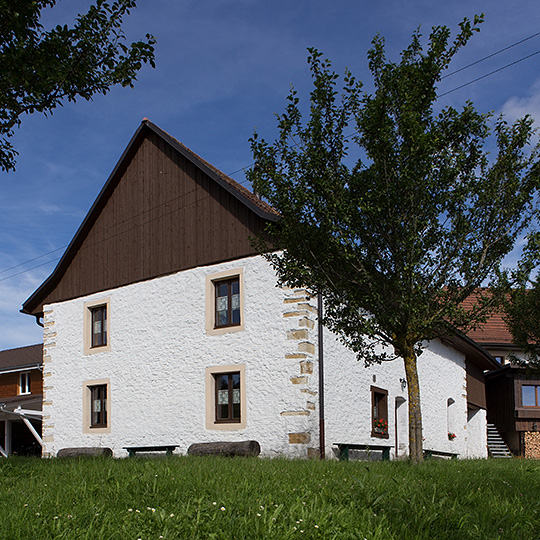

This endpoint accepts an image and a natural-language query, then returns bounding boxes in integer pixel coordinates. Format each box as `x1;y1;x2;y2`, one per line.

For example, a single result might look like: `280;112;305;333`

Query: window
91;306;107;348
19;372;31;395
82;378;111;434
205;365;246;430
215;278;240;328
215;372;241;422
90;385;107;427
205;268;244;335
371;386;389;439
522;385;540;407
84;298;111;354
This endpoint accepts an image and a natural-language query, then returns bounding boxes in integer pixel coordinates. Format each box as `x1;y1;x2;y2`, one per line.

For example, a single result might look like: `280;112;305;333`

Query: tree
0;0;155;171
248;15;540;462
502;235;540;367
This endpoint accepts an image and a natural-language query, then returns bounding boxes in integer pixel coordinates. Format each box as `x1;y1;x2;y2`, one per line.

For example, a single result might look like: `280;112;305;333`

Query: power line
3;33;540;284
440;49;540;97
442;30;540;79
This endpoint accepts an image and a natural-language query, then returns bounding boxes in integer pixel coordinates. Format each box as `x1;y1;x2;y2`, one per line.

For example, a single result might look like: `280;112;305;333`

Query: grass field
0;456;539;539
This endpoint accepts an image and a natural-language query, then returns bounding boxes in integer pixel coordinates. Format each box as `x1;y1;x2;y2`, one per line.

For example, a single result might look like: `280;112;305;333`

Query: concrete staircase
487;423;513;458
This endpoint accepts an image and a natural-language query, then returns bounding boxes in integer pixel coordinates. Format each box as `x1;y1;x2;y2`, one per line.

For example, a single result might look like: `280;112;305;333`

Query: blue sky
2;0;540;350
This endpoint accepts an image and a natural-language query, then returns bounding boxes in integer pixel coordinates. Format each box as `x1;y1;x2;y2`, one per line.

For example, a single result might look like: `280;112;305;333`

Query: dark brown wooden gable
23;124;274;316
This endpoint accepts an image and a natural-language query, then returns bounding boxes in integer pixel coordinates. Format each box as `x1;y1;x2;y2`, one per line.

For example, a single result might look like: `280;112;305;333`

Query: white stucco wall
40;253;487;459
323;331;476;459
41;255;319;458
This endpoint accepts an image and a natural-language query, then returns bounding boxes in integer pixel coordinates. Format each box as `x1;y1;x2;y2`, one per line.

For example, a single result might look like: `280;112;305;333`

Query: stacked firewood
524;432;540;459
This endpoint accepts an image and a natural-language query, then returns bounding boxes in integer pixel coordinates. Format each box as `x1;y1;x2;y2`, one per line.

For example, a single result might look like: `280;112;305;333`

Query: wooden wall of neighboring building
27;130;273;316
465;360;487;409
0;371;43;399
486;373;515;433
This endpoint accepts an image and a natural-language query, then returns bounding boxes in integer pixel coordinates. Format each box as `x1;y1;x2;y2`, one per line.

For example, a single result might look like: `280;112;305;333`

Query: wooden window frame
91;306;107;348
214;277;241;329
522;384;540;407
214;371;241;423
83;298;111;355
82;378;111;434
205;268;244;336
371;386;389;439
18;372;31;395
205;365;246;430
90;384;107;428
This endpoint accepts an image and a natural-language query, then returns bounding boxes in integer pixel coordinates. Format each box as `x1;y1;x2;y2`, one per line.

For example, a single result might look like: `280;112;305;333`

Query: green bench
123;445;178;458
335;443;393;461
423;449;458;459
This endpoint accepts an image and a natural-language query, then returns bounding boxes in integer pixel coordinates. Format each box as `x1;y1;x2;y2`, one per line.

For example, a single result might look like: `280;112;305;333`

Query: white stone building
22;120;497;460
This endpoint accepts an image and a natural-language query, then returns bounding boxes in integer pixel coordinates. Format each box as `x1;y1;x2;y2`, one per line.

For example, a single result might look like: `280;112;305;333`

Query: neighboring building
485;365;540;458
0;344;43;456
21;120;497;459
465;299;523;365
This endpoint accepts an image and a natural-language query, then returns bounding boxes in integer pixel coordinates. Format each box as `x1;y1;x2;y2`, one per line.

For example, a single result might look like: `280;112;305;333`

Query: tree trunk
402;347;423;463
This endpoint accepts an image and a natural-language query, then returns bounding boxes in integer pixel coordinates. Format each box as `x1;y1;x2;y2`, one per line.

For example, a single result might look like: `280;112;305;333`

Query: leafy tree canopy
0;0;155;171
249;15;540;462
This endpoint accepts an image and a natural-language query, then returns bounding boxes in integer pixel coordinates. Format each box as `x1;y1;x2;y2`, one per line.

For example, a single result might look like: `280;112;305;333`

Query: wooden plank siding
24;125;275;316
465;360;487;409
486;372;516;433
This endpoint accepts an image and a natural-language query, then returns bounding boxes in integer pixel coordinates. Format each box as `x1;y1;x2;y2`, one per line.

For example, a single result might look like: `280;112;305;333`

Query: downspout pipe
318;293;325;459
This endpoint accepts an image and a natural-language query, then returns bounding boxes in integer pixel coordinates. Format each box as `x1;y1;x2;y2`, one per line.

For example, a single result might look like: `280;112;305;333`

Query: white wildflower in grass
293;527;297;531
314;525;319;529
128;509;133;512
260;505;264;510
170;513;174;517
220;507;226;511
257;513;261;517
212;502;217;506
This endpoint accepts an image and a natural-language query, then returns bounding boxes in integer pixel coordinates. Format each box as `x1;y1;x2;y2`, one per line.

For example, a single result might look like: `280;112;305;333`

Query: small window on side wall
205;365;246;430
215;278;240;328
91;306;107;348
215;372;241;422
19;372;31;395
205;269;244;335
82;378;111;434
90;384;107;428
371;386;389;439
84;298;111;355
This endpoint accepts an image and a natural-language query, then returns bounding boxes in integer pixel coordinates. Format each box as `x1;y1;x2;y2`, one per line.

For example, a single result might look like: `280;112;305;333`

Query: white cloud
501;78;540;125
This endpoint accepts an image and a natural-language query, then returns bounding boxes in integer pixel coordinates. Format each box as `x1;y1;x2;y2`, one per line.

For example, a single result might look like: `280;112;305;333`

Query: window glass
215;372;241;422
371;387;388;438
523;385;537;407
91;306;107;348
90;385;107;427
215;278;240;328
19;372;31;395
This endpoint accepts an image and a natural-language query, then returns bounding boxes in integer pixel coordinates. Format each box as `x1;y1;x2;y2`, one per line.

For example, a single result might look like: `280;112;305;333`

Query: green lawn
0;456;539;539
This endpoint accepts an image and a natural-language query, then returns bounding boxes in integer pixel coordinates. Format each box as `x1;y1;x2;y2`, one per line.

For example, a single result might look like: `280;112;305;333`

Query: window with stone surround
83;298;111;354
82;378;111;434
205;365;246;430
371;386;389;439
205;268;244;335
